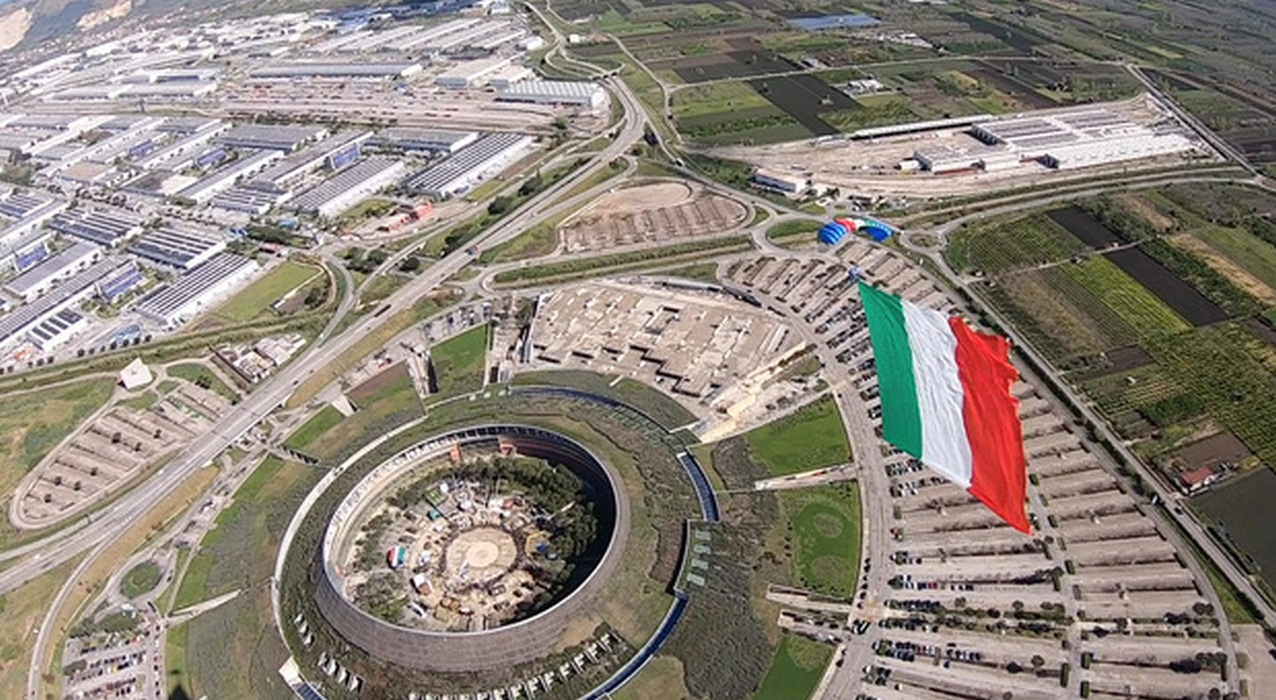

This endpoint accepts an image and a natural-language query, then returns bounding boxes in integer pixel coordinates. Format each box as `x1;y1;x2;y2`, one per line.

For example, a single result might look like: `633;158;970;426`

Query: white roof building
497;80;606;108
118;357;153;390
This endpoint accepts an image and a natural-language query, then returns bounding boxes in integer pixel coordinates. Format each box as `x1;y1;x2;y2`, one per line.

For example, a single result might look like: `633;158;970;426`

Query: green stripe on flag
858;282;924;458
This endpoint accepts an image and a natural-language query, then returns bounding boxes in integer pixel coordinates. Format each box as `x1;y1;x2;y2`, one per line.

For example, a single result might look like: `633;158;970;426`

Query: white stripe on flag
901;300;974;488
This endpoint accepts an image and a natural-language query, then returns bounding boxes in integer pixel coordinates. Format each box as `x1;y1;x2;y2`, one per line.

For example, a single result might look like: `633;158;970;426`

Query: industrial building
248;62;423;80
401;132;535;198
0;257;126;348
751;169;807;194
133;123;229;171
289;157;408;218
27;309;89;351
127;226;226;270
969;107;1198;169
368;128;478;154
246;130;372;193
379;18;480;52
48;209;147;247
96;260;145;302
0;228;54;273
178;149;284;203
0;193;68;249
218;124;329;152
4;241;101;303
210;186;291;216
133;253;259;328
435;57;513;89
497;80;606;108
488;67;533;90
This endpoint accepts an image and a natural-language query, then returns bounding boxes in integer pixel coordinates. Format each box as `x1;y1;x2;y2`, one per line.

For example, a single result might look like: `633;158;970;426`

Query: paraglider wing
858;281;1030;533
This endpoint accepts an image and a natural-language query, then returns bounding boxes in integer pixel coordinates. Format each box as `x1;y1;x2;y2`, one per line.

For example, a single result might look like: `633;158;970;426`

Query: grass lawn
673;81;772;119
768;219;823;241
430;323;489;399
166;621;188;697
613;655;690;700
477;219;560;264
1195;224;1276;291
754;634;834;700
306;365;423;461
282;405;342;452
782;483;861;598
0;557;81;700
360;273;407;309
0;379;113;519
211;261;320;323
744;396;851;476
166;363;239;403
120;560;162;598
511;370;698;430
662;262;720;283
286;294;455;409
169;457;318;700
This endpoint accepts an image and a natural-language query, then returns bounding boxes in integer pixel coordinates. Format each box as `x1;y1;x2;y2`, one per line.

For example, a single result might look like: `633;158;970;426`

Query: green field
1194;224;1276;291
306;364;424;461
754;634;834;700
768;219;823;241
744;396;851;476
782;484;861;598
120;560;162;599
493;235;752;284
0;380;113;518
512;369;698;430
946;214;1088;274
212;261;319;323
166;363;240;403
170;456;319;699
282;405;343;452
673;82;772;119
430;323;489;399
1059;256;1189;340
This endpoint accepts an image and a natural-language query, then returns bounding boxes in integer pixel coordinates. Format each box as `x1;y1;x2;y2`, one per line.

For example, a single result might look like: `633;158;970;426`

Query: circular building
312;425;628;673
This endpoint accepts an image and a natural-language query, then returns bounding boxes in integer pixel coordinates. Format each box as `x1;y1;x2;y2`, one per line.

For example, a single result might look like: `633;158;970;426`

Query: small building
751;169;806;194
496;79;605;108
1177;466;1219;495
118;357;153;390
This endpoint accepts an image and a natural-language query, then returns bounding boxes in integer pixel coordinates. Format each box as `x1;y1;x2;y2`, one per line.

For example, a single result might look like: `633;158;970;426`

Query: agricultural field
743;395;851;477
1195;468;1276;596
754;634;835;700
1057;256;1189;341
1147;71;1276;166
429;323;489;399
781;484;861;598
945;214;1087;275
211;261;320;324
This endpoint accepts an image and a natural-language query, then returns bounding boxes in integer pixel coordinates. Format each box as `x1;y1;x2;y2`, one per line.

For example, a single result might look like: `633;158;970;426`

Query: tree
1031;654;1045;669
398;256;421;273
488;196;513;216
112;431;122;445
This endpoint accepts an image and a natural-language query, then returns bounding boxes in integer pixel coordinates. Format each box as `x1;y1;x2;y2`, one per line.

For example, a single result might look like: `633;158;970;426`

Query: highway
0;74;648;597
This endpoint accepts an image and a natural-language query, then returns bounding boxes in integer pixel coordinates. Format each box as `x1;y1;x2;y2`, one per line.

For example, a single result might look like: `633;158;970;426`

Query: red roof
1180;466;1215;485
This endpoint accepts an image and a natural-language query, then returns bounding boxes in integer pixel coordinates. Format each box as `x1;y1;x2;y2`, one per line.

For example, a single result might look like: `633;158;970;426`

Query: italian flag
858;282;1031;533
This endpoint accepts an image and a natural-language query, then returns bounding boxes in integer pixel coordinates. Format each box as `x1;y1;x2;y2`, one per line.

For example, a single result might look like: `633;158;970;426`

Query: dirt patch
0;7;31;52
1116;192;1175;232
1000;272;1113;357
1171;431;1253;471
1168;234;1276;305
346;362;409;405
561;184;748;253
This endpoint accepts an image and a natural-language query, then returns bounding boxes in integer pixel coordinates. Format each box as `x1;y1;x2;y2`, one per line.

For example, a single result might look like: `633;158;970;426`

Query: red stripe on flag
947;316;1031;534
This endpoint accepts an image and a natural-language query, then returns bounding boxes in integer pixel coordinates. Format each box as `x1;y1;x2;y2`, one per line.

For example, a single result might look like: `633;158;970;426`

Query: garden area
743;396;851;477
429;323;489;399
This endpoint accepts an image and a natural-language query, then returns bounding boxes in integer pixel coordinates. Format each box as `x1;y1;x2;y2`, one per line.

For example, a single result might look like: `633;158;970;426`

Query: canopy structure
817;217;896;246
858;281;1030;533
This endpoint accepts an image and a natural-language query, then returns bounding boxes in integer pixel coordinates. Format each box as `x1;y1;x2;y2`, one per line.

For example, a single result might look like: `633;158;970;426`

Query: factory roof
4;241;99;297
401;132;530;193
133;253;256;320
48;208;147;246
0;257;125;344
218;124;328;152
290;157;403;213
127;225;225;268
369;127;478;152
498;79;603;99
248;62;421;78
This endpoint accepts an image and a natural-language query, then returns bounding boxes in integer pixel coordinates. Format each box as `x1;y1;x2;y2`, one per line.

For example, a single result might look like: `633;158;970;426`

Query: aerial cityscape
0;0;1272;699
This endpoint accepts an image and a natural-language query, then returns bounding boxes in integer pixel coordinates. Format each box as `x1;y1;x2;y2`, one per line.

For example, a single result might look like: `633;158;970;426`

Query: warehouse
289;157;408;218
210;186;291;216
435;56;513;88
127;225;226;270
969;106;1198;167
133;253;259;328
368;128;478;154
0;257;125;348
489;67;533;90
0;194;68;249
2;230;53;272
401;132;535;197
48;208;146;247
425;20;516;53
219;124;328;152
246;130;373;192
178;149;283;203
134;124;229;171
4;241;101;303
27;309;89;351
497;80;606;108
751;169;806;194
913;146;982;174
157;117;225;135
382;18;481;52
248;62;423;80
